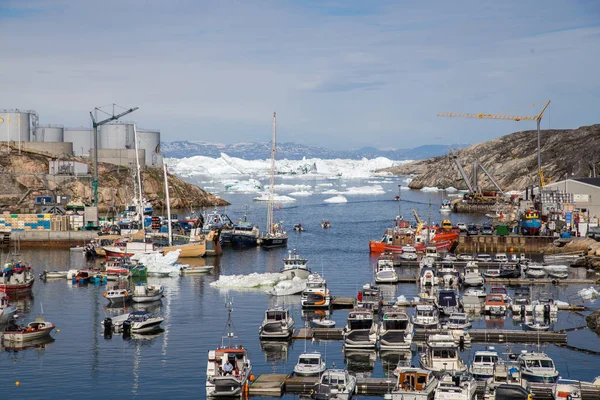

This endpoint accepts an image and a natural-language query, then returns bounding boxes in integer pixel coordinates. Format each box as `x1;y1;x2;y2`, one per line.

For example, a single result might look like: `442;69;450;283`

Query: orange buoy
249;374;255;382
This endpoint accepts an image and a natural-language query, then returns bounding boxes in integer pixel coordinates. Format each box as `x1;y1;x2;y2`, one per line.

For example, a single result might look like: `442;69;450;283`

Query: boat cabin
422;334;466;372
347;308;374;330
264;308;289;322
425;247;439;258
441;219;453;230
476;254;492;262
490;286;509;299
494;253;508;263
396;368;433;391
283;249;308;267
513;286;531;305
437;290;458;308
357;284;382;311
447;313;470;327
381;310;410;331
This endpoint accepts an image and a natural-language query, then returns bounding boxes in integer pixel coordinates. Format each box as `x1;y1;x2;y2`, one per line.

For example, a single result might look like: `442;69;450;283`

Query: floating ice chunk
253;194;297;202
324;195;348;203
396;295;408;303
289;190;312;197
578;287;599;300
445;186;458;192
421;186;442;192
322;189;342;195
317;183;334;187
344;185;385;195
265;277;307;296
224;178;263;193
273;183;311;191
210;272;288;289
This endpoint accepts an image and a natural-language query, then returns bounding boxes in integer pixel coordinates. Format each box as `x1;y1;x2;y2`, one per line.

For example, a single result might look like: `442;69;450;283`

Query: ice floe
344;185;385;195
324;195;348;203
253;193;297;202
289;190;313;197
265;277;307;296
210;272;288;289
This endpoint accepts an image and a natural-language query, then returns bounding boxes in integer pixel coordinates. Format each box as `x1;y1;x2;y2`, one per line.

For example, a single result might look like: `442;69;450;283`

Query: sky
1;0;599;150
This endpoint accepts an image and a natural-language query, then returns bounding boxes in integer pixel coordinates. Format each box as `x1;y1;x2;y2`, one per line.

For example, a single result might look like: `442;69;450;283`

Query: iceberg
265;277;307;296
324;195;348;203
253;194;297;202
289;190;312;197
344;185;385;195
321;189;342;195
224;178;263;193
421;186;442;192
273;183;311;191
210;272;288;289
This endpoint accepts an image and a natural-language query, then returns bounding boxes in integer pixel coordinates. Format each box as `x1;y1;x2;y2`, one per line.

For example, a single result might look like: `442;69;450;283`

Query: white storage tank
0;109;37;142
99;122;135;149
64;127;93;156
137;128;161;166
34;124;64;142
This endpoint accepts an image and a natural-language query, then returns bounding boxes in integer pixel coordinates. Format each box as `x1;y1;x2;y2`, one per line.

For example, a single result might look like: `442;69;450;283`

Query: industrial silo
34;124;64;142
64;127;93;156
0;109;37;142
99;122;135;149
137;128;161;166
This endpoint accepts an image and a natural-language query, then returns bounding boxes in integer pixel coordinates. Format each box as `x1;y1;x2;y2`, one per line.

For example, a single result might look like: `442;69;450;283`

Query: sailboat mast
267;112;276;236
163;162;173;247
133;124;144;228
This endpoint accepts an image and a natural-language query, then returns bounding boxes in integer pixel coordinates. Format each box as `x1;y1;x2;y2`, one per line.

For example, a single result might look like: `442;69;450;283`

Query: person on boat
223;359;234;375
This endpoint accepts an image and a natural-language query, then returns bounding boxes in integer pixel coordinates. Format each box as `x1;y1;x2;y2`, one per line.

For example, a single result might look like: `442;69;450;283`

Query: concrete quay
7;231;97;248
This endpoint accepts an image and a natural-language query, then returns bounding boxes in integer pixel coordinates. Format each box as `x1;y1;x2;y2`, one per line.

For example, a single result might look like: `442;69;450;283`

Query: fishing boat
375;259;399;283
436;289;460;316
301;273;331;308
131;284;164;303
356;283;383;313
311;369;356;400
520;208;542;236
399;245;418;260
0;262;35;293
343;307;378;349
206;300;253;398
484;294;507;316
469;347;500;381
419;333;467;374
103;288;132;304
462;261;485;287
230;221;260;247
280;249;311;280
259;112;288;249
3;316;55;342
72;269;92;284
0;291;17;323
258;306;294;340
440;200;452;213
378;308;413;350
434;374;478;400
411;304;439;329
391;367;438;400
516;351;559;383
444;312;471;330
294;352;326;376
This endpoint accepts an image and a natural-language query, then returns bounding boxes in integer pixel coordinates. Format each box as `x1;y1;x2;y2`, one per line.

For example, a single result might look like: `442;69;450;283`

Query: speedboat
391;367;438;400
375;259;399;283
294;352;326;376
444;312;471;330
420;265;438;287
356;283;382;313
484;294;507;316
436;289;460;316
457;254;474;261
547;270;569;280
440;200;452;213
400;245;418;260
511;286;533;316
437;262;460;288
311;318;336;328
490;286;511;302
516;350;559;383
378;308;413;350
498;263;521;279
206;300;253;398
0;291;17;323
343;307;378;349
101;311;164;334
476;254;492;262
523;321;550;331
434;374;478;400
462;261;485;287
419;333;467;374
525;263;546;278
443;253;458;262
179;265;214;274
258;306;294;340
412;304;439;329
103;288;132;304
483;269;500;278
469;347;500;381
131;284;164;303
3;316;55;342
464;286;486;299
280;249;311;280
301;273;331;308
311;369;356;400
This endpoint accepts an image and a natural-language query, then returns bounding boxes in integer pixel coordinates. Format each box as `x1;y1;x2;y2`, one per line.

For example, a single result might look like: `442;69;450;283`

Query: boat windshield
299;357;320;365
525;359;554;368
449;316;466;324
474;355;498;363
384;319;409;330
322;374;345;385
348;320;373;330
433;349;457;359
417;309;434;317
266;311;287;320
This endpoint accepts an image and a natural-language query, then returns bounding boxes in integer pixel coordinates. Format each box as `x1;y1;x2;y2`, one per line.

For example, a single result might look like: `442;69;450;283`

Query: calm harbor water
2;176;599;399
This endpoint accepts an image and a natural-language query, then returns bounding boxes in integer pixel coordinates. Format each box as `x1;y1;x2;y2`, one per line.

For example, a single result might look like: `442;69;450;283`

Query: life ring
314;293;326;306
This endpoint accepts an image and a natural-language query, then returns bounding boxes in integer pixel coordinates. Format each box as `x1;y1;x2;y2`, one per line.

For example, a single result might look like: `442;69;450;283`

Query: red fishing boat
0;263;35;293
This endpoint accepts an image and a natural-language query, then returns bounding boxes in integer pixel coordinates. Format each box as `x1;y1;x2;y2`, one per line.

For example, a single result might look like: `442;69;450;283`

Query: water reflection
2;336;55;353
260;340;290;362
11;291;33;314
343;348;376;377
379;349;413;377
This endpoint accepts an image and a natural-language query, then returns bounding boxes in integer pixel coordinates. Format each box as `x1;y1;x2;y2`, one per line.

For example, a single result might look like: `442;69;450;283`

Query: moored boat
103;288;132;304
375;259;399;283
301;273;331;308
356;283;383;313
469;347;500;381
434;373;478;400
411;304;439;329
378;308;413;350
343;307;378;349
3;316;55;342
0;291;17;323
311;369;356;400
0;262;35;293
391;367;438;400
294;352;327;376
280;249;311;279
131;284;164;303
520;208;542;236
258;306;294;340
516;350;559;383
419;333;467;374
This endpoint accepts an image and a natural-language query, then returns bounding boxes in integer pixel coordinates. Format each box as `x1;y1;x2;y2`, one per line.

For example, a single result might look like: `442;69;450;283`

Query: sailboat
260;112;288;249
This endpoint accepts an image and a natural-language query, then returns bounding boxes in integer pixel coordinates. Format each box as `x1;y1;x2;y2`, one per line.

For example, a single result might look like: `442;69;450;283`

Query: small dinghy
3;316;55;342
523;321;550;331
311;318;335;328
179;265;214;274
40;270;69;279
547;271;568;280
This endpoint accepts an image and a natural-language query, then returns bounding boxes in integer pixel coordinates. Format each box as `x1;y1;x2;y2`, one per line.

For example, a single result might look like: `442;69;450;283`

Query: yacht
511;286;533;316
131;284;164;303
462;261;485;287
516;351;559;383
378;308;413;350
206;300;253;398
443;313;471;330
484;294;507;316
294;352;326;376
434;374;478;400
356;283;382;313
420;265;438;287
343;307;378;349
412;304;440;329
258;306;294;340
437;262;460;288
301;273;331;308
391;367;438;400
469;347;500;381
375;259;399;283
436;289;460;316
493;253;508;263
311;369;357;400
280;249;311;280
103;288;132;304
419;333;467;374
475;254;492;262
400;245;418;260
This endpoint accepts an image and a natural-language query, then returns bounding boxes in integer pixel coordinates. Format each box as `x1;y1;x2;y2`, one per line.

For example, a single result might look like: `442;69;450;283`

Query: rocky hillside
381;124;600;190
0;146;228;212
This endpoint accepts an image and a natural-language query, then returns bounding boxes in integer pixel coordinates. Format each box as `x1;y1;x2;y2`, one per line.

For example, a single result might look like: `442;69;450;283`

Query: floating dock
248;374;288;397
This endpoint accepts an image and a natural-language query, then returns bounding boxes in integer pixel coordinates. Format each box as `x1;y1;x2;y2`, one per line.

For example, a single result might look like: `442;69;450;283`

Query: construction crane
438;100;551;190
89;104;139;213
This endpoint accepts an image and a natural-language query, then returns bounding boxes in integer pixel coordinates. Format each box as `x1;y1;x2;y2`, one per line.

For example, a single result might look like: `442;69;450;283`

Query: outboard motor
459;335;465;352
521;305;526;317
544;304;550;320
122;320;132;339
103;318;113;339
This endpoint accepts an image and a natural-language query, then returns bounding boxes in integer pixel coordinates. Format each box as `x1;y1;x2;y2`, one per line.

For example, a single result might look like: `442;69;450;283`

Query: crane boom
449;150;475;193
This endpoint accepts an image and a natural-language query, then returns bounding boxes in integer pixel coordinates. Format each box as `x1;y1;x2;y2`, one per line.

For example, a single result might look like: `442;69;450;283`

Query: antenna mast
266;112;277;236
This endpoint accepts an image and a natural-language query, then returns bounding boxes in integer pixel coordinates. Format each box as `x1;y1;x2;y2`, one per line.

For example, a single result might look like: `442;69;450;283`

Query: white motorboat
391;367;438;400
280;249;311;279
485;293;508;316
375;259;399;283
40;270;69;279
511;286;533;316
131;284;164;303
343;307;378;349
523;321;550;331
443;253;458;262
356;283;383;312
483;269;500;278
547;270;568;279
436;289;460;316
179;265;214;274
469;347;500;381
294;352;326;376
103;288;132;304
462;261;485;287
400;245;418;260
457;254;474;261
437;262;460;288
101;311;164;333
3;316;55;342
258;306;294;340
440;200;452;213
419;333;467;374
525;263;546;278
206;300;253;398
378;308;413;350
0;291;17;323
412;304;439;329
311;369;356;400
493;253;509;263
463;286;486;298
301;273;331;308
444;312;471;330
420;265;437;287
476;254;492;262
532;295;558;319
311;318;336;328
434;374;478;400
516;350;559;383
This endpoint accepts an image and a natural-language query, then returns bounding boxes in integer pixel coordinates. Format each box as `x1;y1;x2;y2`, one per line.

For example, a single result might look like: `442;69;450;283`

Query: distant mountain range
161;141;469;160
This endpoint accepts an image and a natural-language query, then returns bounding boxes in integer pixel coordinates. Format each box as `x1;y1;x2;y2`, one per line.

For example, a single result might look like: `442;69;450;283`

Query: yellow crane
438;100;551;189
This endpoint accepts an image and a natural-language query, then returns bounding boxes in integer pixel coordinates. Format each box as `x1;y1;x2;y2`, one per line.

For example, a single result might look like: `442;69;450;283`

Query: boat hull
163;242;206;258
521;371;559;383
3;325;55;342
0;279;35;293
260;237;288;249
230;234;259;247
281;267;311;280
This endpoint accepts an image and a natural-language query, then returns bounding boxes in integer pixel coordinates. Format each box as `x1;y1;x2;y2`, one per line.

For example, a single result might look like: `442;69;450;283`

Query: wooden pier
248;374;288;397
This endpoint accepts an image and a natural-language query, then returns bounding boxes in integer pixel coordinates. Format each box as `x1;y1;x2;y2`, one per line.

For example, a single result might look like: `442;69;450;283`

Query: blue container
160;226;168;233
560;232;571;238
